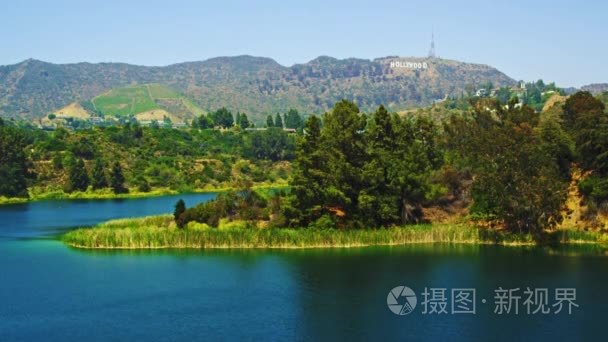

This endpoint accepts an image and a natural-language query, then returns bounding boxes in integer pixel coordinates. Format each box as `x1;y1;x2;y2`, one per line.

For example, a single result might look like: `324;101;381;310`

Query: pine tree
174;199;186;227
284;109;304;129
239;113;250;129
68;158;89;192
235;111;241;126
91;158;108;189
110;161;128;194
274;113;284;128
266;114;274;128
286;115;326;225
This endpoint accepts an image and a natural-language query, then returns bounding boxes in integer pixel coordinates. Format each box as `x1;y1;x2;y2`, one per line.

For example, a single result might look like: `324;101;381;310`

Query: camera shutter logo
387;286;417;315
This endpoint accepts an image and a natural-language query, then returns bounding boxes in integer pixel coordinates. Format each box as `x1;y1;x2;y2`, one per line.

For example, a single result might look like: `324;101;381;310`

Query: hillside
0;56;516;122
86;83;203;121
581;83;608;94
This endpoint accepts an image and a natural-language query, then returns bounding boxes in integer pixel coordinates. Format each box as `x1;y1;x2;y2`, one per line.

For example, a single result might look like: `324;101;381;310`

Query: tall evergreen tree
239;113;250;129
286;115;327;225
274;113;284;128
235;111;241;126
266;114;274;128
68;158;89;192
174;199;186;227
284;109;304;129
91;158;108;189
110;161;128;194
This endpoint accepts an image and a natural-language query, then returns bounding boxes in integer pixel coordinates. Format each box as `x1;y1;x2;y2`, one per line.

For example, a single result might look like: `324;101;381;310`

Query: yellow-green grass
92;85;158;116
0;196;29;205
0;181;288;206
61;216;608;249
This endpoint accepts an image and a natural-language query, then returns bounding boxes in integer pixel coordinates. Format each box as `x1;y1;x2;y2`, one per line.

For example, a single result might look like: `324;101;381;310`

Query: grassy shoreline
61;215;608;249
0;182;287;205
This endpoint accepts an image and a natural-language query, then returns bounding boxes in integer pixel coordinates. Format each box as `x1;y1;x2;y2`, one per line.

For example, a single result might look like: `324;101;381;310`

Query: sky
0;0;606;87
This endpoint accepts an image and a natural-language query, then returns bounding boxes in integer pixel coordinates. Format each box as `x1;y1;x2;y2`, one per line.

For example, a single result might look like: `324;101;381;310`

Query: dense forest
0;108;301;199
175;92;608;237
2;92;608;238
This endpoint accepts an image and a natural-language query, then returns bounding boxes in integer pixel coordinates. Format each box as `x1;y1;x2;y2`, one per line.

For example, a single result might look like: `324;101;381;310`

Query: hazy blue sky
1;0;605;87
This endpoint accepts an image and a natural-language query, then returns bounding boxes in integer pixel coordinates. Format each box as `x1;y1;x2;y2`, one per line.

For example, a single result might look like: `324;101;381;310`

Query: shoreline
0;183;287;206
61;215;608;250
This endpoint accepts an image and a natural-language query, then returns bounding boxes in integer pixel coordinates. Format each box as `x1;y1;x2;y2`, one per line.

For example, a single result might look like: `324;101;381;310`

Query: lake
0;194;606;341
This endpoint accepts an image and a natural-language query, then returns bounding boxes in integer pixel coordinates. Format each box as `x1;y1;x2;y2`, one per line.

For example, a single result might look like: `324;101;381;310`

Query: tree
174;199;186;228
284;109;304;129
496;87;511;104
239;113;250;129
68;158;89;192
266;114;274;128
360;106;440;225
561;91;608;174
245;128;295;161
285;115;327;225
192;114;212;129
319;100;367;223
446;101;568;236
209;107;234;128
91;158;108;189
0;126;29;197
110;161;128;194
274;113;284;128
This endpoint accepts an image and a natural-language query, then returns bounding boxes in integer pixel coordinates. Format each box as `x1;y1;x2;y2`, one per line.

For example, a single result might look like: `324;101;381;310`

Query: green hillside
89;84;203;119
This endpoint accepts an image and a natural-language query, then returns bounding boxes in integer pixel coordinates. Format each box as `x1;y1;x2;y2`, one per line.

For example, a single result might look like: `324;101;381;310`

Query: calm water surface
0;194;607;341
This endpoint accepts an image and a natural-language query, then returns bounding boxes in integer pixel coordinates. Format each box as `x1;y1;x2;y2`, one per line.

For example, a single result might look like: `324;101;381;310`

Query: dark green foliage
286;100;442;228
446;101;568;235
239;113;251;129
0;125;29;197
110;161;128;194
69;137;97;159
193;114;213;129
579;176;608;203
562;91;604;132
274;113;283;128
68;158;89;192
538;118;575;179
91;158;108;189
134;175;150;192
174;199;186;228
284;109;304;129
209;107;234;128
178;190;268;227
244;128;295;161
286;115;326;225
266;114;274;128
496;87;512;104
562;91;608;175
361;106;441;225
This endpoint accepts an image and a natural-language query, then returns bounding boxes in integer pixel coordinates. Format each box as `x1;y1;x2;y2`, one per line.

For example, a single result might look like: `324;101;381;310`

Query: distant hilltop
581;83;608;94
1;55;520;122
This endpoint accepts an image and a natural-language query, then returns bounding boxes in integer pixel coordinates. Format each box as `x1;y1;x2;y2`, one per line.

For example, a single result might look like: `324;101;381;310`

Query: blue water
1;194;607;341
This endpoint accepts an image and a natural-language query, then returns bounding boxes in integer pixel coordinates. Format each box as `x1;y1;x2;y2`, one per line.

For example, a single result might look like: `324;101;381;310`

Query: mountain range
0;55;524;123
